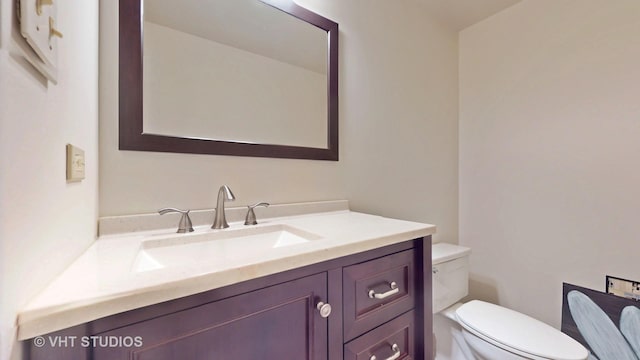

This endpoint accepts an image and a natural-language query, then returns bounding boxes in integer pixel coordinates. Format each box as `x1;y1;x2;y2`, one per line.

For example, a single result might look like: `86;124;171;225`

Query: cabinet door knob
370;343;401;360
368;281;399;299
316;301;332;318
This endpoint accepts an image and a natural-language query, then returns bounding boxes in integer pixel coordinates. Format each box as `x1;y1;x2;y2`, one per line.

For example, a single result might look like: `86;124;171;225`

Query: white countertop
17;209;435;340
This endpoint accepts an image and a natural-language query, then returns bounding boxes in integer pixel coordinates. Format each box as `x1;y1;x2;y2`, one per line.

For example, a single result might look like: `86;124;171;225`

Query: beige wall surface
318;0;459;242
100;0;459;244
0;0;99;359
460;0;640;328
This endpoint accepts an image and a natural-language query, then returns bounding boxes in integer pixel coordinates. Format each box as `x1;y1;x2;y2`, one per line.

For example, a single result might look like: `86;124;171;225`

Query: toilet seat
455;300;588;360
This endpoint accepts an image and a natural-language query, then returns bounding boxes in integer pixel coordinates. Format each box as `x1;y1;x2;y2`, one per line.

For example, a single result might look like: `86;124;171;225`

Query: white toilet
432;243;589;360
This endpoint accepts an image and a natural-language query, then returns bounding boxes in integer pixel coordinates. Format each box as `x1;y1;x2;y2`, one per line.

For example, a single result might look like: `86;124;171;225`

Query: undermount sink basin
131;224;322;273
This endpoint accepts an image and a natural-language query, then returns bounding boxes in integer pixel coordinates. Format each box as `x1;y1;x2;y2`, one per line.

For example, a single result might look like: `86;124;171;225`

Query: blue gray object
567;290;640;360
621;306;640;357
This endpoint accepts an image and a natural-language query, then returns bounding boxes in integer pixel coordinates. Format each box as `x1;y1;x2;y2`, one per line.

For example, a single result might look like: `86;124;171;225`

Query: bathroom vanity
20;203;435;359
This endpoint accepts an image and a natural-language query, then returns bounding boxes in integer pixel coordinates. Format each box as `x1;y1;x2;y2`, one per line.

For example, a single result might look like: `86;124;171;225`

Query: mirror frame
119;0;338;160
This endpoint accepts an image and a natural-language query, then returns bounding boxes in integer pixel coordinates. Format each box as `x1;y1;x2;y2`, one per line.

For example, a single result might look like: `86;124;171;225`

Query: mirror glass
119;0;338;160
143;0;328;148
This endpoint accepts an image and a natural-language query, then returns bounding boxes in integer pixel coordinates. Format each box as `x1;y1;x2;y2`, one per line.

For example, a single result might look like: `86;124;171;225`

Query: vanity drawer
343;249;416;340
344;310;415;360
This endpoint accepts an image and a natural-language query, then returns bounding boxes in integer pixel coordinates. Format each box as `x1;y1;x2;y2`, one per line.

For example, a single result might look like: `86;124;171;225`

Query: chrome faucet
244;202;269;225
158;207;194;233
212;185;235;229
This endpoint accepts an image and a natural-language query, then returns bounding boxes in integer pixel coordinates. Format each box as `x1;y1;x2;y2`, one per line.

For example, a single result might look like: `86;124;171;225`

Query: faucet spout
212;185;236;229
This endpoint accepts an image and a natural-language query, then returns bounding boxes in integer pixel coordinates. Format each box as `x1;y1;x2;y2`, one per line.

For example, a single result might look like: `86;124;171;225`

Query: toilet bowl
432;243;589;360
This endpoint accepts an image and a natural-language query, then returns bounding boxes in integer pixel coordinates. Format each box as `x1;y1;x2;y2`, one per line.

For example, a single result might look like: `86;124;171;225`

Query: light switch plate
66;144;85;182
606;275;640;301
19;0;60;82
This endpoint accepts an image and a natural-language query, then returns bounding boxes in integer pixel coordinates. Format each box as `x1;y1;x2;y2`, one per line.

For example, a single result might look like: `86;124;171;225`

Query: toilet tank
432;243;471;313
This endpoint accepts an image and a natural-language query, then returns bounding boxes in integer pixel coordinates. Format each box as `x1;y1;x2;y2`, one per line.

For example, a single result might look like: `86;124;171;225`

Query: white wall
0;0;99;359
460;0;640;328
326;0;459;239
100;0;459;245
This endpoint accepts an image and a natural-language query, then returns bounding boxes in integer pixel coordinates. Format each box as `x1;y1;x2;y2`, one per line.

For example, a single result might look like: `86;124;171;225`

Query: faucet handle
158;208;194;233
244;202;270;225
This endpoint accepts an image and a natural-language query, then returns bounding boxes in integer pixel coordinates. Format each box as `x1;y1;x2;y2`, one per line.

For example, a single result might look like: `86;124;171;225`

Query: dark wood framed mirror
119;0;338;160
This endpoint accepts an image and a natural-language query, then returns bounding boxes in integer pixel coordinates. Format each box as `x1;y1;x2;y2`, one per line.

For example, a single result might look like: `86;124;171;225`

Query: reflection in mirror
119;0;339;160
143;0;328;148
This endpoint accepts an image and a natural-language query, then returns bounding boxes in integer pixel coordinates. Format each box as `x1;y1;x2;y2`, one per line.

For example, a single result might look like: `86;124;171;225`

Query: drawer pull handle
370;343;401;360
368;281;399;299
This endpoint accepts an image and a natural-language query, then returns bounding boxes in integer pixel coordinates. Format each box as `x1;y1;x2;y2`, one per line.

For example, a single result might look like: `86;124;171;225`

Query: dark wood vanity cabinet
28;237;432;360
95;273;328;360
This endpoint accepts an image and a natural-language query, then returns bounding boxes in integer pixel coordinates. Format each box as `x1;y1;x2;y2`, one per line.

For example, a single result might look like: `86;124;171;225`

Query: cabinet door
94;273;328;360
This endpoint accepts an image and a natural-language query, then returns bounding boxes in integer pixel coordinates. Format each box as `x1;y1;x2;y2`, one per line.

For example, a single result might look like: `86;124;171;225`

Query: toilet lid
455;300;588;360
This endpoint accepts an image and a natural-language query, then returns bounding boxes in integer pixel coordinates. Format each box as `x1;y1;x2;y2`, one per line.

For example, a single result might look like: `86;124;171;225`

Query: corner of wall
1;0;100;358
